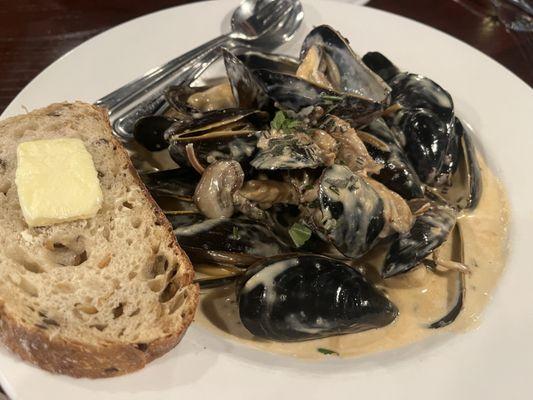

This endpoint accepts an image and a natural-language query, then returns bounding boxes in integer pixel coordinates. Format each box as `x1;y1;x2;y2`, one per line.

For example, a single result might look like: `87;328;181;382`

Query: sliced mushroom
194;160;244;219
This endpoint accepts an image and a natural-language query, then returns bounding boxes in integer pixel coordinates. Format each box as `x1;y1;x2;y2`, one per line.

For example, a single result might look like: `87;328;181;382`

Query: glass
491;0;533;31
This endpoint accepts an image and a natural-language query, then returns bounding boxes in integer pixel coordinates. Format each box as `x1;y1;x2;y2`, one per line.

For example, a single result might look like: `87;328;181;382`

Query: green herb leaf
317;348;339;356
271;111;302;133
288;223;312;248
329;184;340;196
271;111;286;130
232;226;240;240
285;119;302;130
320;93;343;104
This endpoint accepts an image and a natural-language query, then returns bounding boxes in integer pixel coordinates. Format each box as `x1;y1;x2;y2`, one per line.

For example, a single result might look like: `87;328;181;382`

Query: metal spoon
96;0;303;139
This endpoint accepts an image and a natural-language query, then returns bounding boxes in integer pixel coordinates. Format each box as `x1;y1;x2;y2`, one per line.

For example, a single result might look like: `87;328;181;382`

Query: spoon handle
95;33;231;112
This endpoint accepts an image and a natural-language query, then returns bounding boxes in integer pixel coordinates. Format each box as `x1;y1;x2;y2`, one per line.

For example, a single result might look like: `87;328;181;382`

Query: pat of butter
15;138;103;227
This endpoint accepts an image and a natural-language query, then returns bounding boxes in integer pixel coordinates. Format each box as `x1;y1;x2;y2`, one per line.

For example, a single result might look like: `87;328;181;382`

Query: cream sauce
193;154;509;359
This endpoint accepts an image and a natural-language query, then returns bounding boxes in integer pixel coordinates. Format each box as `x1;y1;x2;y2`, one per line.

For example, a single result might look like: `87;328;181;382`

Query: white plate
1;1;533;399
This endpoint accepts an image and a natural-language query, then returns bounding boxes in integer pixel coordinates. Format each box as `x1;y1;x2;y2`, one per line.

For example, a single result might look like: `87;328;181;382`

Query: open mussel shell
365;119;424;199
233;48;299;74
399;109;452;186
390;73;454;124
313;165;385;259
460;124;482;209
362;51;401;83
382;200;457;278
439;118;482;210
165;78;236;115
170;216;292;267
165;109;266;142
165;109;266;169
434;117;462;187
141;167;199;212
250;133;326;170
133;115;175;152
223;48;269;110
300;25;391;103
169;133;259;168
141;167;198;198
237;254;398;341
253;69;384;128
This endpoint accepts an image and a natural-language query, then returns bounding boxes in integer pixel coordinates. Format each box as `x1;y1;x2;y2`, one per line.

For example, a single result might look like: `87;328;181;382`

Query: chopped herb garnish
303;183;315;190
320;94;343;103
271;111;286;130
329;185;340;196
307;199;320;209
271;111;302;133
288;222;312;248
232;226;240;240
317;348;339;356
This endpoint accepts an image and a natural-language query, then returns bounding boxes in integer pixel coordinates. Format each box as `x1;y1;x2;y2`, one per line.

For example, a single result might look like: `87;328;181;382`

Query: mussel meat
300;25;391;103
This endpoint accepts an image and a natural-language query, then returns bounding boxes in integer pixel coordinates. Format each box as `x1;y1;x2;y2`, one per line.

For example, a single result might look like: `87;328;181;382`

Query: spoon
96;0;303;138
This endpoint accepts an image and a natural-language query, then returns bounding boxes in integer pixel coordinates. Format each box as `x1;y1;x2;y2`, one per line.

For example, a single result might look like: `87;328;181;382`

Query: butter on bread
0;102;198;378
16;138;103;227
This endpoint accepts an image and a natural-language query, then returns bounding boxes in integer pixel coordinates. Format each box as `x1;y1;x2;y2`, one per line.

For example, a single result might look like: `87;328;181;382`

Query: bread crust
0;102;199;378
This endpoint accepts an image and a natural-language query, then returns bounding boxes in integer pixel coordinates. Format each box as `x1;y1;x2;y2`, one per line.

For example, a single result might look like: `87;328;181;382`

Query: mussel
382;200;457;278
171;215;292;267
362;51;401;83
300;25;391;103
165;109;266;169
363;120;424;199
311;165;385;259
237;254;398;341
234;49;299;74
250;129;326;170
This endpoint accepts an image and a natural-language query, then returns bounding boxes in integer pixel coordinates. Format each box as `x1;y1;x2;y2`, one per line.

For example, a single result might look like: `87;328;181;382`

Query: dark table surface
0;0;531;115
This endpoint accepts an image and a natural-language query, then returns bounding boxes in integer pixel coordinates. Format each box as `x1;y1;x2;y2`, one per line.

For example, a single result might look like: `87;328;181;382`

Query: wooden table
0;0;530;114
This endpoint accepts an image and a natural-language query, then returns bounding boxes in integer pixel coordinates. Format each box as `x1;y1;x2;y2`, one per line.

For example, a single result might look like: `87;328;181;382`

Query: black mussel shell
390;73;454;124
223;48;268;110
367;145;425;200
141;167;199;198
253;69;384;128
237;254;398;341
300;25;391;103
251;134;325;170
169;133;259;169
365;119;424;199
362;51;401;83
133;115;174;152
171;216;292;266
401;109;451;185
234;49;299;74
435;117;463;186
165;85;200;115
164;109;266;142
314;165;384;259
461;123;482;210
365;118;404;147
382;201;457;278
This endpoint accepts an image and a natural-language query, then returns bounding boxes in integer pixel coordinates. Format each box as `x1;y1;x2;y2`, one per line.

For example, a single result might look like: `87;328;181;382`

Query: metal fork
95;0;302;139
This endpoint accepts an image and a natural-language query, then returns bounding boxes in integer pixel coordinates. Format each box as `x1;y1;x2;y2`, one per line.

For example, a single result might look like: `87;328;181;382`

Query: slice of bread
0;102;199;378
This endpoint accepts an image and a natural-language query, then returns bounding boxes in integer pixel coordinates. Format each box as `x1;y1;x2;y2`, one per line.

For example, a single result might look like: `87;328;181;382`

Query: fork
95;0;301;139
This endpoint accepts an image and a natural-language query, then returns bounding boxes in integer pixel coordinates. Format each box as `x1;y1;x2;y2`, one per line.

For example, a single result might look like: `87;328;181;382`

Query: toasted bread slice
0;102;198;378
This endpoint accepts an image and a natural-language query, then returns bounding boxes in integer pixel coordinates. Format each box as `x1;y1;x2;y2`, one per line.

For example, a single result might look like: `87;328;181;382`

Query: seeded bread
0;102;199;378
